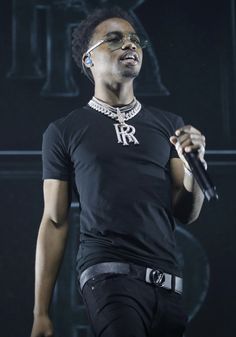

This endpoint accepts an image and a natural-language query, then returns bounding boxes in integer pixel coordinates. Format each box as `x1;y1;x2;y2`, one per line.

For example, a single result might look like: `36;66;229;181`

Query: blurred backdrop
1;1;236;337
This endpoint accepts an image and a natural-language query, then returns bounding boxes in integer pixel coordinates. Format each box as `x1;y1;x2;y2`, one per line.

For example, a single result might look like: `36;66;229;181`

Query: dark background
1;1;236;337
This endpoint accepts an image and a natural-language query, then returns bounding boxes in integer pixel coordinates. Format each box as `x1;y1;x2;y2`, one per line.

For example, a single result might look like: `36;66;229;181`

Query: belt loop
171;274;175;291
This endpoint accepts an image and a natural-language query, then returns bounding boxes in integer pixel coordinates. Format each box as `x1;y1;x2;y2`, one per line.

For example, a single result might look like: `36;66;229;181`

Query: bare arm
170;158;204;224
170;125;206;224
31;179;71;337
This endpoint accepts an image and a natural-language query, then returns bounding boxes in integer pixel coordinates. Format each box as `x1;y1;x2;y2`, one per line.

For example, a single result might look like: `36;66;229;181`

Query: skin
83;18;143;105
31;17;205;337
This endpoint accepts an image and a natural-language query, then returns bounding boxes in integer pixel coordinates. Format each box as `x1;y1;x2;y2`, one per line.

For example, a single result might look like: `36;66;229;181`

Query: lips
119;51;139;65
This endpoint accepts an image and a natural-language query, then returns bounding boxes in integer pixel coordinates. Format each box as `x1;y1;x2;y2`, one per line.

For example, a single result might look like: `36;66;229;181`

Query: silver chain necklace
88;96;141;146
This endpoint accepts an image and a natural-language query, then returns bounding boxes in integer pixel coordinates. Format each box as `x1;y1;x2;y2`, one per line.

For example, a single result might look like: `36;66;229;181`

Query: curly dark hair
72;7;136;78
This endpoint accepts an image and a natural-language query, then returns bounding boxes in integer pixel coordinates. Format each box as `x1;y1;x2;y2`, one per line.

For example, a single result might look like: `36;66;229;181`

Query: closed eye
106;36;122;43
105;33;122;43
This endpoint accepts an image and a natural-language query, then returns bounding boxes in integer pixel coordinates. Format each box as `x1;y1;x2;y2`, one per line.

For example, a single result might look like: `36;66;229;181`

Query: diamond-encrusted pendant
114;122;139;146
116;108;126;124
88;97;141;146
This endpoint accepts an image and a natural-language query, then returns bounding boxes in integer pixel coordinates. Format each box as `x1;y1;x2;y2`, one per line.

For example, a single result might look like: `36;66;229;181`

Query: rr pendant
114;123;139;146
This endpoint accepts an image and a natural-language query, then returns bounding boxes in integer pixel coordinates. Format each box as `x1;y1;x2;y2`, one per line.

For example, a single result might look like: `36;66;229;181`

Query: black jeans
81;273;188;337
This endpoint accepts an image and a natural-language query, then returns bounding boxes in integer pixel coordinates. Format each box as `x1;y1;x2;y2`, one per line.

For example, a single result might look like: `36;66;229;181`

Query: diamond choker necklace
88;96;141;146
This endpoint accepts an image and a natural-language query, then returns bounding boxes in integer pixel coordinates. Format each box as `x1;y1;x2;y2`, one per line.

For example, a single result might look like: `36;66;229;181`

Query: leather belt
79;262;183;294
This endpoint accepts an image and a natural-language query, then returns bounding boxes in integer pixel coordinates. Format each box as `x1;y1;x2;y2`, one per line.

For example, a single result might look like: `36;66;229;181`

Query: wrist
183;158;207;174
33;308;49;317
184;165;193;177
183;166;194;192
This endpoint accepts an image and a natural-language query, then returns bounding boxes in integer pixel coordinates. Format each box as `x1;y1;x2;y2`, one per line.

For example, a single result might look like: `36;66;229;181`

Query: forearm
173;171;204;224
33;216;69;316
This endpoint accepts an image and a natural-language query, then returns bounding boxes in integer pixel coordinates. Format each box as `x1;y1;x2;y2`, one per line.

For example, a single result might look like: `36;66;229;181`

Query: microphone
183;151;219;201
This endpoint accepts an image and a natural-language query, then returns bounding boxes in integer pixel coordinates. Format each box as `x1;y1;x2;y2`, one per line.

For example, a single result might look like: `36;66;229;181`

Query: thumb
169;136;177;145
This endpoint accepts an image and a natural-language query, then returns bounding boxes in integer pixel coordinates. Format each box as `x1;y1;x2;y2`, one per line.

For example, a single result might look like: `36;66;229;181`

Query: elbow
172;189;202;225
42;212;68;228
50;218;67;228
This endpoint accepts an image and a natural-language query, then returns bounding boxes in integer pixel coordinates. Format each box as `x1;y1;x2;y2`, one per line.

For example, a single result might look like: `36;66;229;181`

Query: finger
185;135;206;151
184;143;206;153
176;134;205;151
169;136;178;145
175;140;184;154
179;133;205;144
176;133;190;145
175;125;201;136
178;134;205;149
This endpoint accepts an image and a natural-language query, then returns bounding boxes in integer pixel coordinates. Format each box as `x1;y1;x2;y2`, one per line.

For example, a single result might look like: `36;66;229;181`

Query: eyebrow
104;30;138;37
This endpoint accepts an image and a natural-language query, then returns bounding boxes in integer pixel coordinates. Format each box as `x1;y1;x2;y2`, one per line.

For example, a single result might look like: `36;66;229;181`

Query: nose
121;38;137;50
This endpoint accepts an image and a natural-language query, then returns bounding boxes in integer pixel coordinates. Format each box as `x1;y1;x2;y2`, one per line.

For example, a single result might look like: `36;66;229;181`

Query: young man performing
31;7;206;337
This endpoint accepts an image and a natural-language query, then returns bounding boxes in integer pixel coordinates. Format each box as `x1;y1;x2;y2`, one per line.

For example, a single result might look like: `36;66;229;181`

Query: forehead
92;17;136;40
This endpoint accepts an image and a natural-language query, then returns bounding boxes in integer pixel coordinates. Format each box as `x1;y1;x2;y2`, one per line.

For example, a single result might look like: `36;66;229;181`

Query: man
30;7;206;337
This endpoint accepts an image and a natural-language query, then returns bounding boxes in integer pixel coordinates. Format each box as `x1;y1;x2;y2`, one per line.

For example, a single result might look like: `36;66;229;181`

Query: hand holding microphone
170;125;218;201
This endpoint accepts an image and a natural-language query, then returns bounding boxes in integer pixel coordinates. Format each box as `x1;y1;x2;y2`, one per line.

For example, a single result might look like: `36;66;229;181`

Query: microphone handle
184;152;219;201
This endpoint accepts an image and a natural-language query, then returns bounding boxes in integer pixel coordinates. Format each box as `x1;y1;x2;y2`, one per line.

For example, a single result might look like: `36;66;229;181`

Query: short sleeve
42;123;71;180
170;116;185;159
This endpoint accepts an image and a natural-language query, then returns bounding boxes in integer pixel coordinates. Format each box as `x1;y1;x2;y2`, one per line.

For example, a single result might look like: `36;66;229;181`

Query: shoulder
49;106;88;130
43;106;89;137
142;104;182;122
141;104;184;131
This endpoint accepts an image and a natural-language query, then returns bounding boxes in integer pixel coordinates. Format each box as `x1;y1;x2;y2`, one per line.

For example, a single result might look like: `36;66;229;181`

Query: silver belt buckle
149;269;165;286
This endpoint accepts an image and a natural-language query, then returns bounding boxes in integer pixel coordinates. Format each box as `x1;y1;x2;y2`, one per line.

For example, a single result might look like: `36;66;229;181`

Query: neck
94;79;135;106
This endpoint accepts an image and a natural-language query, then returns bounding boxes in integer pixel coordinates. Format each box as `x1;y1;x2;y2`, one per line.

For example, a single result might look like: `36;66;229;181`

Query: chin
120;68;140;79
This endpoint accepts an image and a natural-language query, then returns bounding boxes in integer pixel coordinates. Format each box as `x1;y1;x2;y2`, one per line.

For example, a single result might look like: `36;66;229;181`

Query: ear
82;53;94;68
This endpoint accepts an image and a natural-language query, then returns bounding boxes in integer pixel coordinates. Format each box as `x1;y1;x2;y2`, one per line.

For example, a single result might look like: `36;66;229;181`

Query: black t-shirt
42;105;184;276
